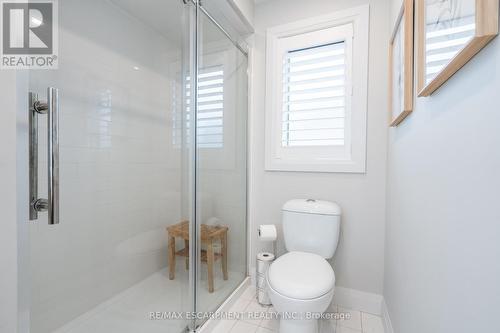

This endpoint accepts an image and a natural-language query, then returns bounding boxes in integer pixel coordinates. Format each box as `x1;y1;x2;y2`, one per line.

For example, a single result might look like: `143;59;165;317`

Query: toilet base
279;318;319;333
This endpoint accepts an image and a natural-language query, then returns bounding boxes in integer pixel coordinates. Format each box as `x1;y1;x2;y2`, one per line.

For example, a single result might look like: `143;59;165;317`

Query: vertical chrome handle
29;88;60;225
47;87;59;225
29;92;40;221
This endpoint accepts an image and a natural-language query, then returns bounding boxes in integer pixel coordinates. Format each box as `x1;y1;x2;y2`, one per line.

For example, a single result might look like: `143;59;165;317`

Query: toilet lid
267;251;335;299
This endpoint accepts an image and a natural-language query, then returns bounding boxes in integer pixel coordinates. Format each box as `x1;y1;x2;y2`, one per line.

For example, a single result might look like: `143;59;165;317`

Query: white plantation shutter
425;16;475;84
282;42;347;147
173;65;224;148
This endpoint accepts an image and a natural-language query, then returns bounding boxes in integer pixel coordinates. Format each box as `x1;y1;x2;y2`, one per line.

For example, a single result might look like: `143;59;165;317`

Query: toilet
266;199;341;333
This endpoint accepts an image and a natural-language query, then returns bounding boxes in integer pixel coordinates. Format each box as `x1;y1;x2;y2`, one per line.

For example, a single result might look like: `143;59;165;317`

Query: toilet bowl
266;251;335;333
268;199;341;333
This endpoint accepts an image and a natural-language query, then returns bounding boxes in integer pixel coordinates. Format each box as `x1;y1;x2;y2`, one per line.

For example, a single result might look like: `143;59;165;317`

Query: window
265;5;369;173
172;65;224;149
282;42;347;148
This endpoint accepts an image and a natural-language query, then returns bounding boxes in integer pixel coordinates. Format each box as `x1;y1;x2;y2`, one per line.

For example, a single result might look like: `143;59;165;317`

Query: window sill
265;158;366;173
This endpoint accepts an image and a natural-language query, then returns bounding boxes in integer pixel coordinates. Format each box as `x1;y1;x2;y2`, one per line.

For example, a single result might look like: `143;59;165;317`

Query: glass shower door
195;6;249;325
27;1;193;332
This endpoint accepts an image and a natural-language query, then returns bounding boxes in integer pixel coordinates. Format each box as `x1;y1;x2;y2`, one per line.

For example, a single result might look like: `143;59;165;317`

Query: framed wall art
389;0;414;127
417;0;499;96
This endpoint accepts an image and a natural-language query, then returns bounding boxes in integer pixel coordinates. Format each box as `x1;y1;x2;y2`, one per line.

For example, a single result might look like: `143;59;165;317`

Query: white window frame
265;5;369;173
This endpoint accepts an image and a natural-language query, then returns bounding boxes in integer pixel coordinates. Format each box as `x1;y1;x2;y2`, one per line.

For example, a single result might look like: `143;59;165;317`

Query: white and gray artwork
425;0;476;83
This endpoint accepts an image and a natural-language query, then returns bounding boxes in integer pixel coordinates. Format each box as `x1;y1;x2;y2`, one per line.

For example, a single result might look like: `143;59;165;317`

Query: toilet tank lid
282;199;341;216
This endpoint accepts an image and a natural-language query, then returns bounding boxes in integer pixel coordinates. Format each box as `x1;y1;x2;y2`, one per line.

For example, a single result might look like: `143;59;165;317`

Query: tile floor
211;285;385;333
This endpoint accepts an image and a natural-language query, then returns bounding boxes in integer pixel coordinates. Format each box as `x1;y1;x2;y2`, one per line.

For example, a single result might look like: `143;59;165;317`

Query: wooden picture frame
389;0;414;127
417;0;499;96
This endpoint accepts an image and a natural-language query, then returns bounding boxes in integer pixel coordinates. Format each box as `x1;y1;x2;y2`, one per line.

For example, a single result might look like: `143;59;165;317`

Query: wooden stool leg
222;233;228;280
207;240;214;293
184;239;189;270
168;235;176;280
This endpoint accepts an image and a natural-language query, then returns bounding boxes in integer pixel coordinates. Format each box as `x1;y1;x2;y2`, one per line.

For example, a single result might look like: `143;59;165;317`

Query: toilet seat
267;251;335;300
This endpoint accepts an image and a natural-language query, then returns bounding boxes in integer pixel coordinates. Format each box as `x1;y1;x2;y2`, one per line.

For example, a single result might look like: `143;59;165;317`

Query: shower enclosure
21;0;248;332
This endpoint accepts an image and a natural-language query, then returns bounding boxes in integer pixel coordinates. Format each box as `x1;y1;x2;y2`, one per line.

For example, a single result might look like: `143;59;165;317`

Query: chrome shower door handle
29;87;60;225
47;87;60;225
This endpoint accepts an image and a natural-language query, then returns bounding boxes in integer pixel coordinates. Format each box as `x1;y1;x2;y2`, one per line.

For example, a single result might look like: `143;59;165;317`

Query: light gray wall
385;1;500;332
0;72;18;332
250;0;390;294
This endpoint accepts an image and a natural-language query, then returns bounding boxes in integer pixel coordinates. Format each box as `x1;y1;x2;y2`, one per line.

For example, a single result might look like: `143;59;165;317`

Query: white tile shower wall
27;1;186;332
250;0;390;294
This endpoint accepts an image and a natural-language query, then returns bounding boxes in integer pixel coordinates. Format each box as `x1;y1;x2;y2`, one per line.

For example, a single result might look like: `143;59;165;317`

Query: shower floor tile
53;258;245;333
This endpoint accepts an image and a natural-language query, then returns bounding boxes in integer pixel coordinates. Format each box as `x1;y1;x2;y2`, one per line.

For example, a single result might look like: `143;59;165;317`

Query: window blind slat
284;88;345;102
287;41;345;59
286;98;345;108
285;77;345;89
284;65;345;78
282;42;347;147
284;53;345;69
286;128;344;140
284;85;345;97
284;59;345;74
283;117;345;129
283;109;345;122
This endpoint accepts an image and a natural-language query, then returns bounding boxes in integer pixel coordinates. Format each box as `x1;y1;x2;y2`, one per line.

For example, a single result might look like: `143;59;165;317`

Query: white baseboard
381;299;394;333
197;277;251;333
333;286;383;315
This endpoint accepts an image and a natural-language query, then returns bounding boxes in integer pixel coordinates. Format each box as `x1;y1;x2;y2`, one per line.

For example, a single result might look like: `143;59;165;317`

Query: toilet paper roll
257;252;275;262
256;252;274;306
258;225;277;242
257;252;275;273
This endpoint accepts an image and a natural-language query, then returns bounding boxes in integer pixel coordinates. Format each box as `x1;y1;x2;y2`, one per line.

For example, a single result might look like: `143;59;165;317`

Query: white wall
250;0;390;294
384;1;500;332
0;72;19;333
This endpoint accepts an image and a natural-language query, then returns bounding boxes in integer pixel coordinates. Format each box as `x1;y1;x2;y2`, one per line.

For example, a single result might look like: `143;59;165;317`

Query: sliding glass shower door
27;1;193;332
24;1;247;332
195;6;248;326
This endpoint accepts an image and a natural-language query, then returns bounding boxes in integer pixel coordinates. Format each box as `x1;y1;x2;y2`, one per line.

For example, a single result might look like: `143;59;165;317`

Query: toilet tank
282;199;341;259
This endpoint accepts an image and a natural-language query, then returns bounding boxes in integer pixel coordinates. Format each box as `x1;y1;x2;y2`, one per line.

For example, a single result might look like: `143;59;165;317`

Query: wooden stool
166;220;228;293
